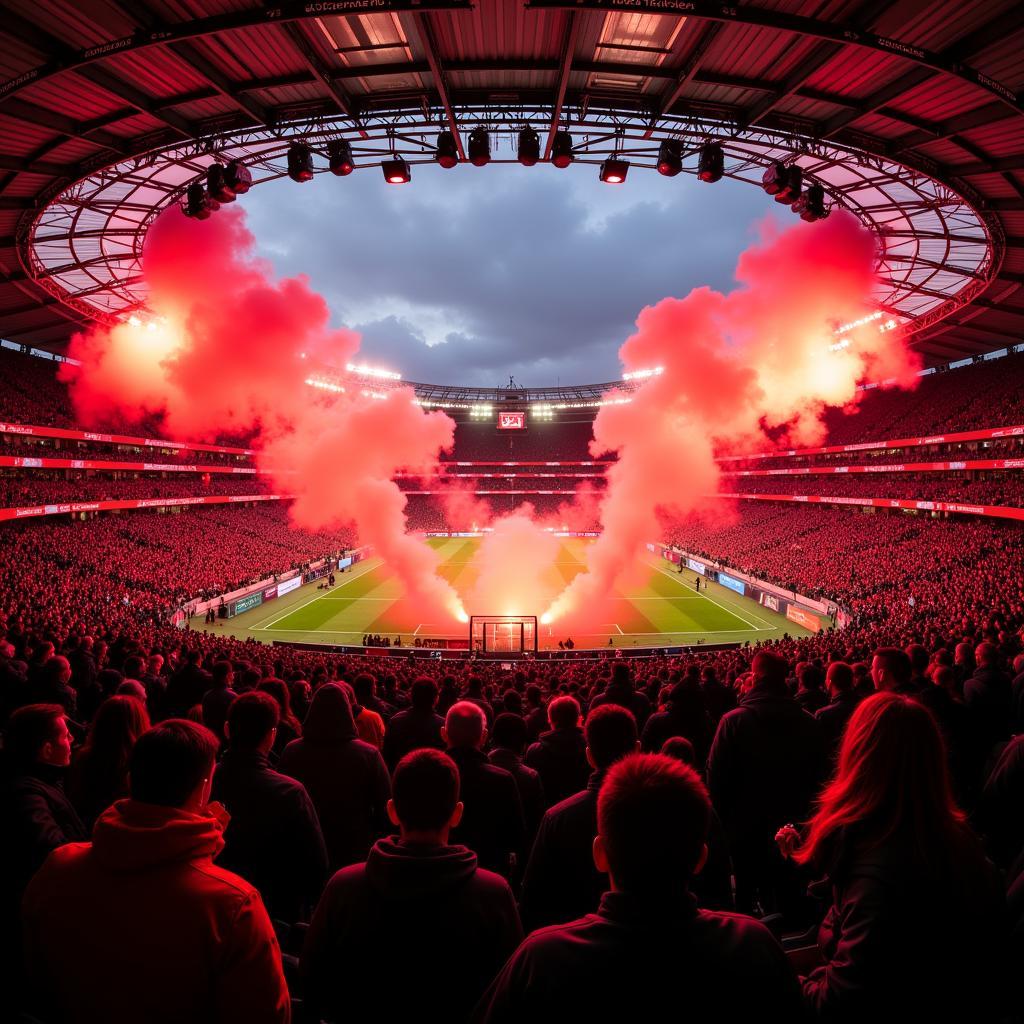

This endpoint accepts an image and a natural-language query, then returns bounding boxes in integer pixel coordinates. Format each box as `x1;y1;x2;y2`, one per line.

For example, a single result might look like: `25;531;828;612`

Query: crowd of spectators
0;434;255;467
0;474;276;507
820;350;1024;444
3;346;1024;1021
722;472;1024;506
0;504;355;620
2;614;1023;1020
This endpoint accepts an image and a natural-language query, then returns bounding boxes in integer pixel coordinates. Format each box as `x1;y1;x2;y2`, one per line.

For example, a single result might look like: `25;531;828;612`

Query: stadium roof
0;0;1022;368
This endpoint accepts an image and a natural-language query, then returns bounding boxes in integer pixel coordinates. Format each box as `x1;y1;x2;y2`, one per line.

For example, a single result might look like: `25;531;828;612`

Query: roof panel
0;0;1020;365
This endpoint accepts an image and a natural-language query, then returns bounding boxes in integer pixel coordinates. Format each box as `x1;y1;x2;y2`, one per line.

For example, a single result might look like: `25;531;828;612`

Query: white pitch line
649;560;763;631
257;626;759;637
252;559;382;630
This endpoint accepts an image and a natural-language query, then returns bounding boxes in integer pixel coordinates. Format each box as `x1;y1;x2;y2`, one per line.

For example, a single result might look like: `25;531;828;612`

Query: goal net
469;615;538;654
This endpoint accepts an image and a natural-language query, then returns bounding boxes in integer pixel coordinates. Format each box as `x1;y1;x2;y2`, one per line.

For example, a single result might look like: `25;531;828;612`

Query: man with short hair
202;660;238;742
525;694;589;807
814;661;859;757
964;641;1012;749
22;720;290;1024
870;647;914;694
520;705;638;932
213;692;328;924
444;701;525;877
382;676;445;769
302;749;522;1022
474;754;801;1021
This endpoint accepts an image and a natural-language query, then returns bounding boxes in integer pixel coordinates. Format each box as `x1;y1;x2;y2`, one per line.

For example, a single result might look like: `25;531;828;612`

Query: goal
469;615;538;654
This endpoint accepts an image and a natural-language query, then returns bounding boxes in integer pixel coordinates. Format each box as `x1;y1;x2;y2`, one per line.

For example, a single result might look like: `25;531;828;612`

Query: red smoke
59;202;918;637
60;205;466;621
543;211;919;622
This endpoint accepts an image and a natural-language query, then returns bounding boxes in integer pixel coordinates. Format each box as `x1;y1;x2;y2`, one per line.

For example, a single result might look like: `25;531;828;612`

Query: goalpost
469;615;538;654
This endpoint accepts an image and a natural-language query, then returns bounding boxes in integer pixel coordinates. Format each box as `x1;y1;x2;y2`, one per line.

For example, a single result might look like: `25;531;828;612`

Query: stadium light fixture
328;139;355;176
517;126;540;166
697;143;724;183
287;142;315;183
761;161;789;196
305;377;346;393
622;366;663;381
792;183;829;222
435;131;459;169
774;165;802;204
381;156;411;184
468;127;491;167
181;182;218;220
224;159;252;195
345;362;401;381
551;131;574;168
656;139;683;177
206;163;236;203
834;311;883;336
599;158;629;184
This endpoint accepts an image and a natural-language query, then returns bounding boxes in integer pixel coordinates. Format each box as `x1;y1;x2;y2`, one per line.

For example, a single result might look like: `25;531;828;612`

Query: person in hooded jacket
302;748;522;1023
21;719;290;1024
278;683;391;870
524;695;589;808
444;702;525;879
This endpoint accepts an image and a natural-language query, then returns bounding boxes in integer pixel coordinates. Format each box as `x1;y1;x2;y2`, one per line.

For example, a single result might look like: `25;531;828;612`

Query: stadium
1;1;1023;1022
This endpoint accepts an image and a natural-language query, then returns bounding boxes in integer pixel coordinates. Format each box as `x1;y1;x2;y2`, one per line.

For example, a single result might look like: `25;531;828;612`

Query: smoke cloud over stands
542;211;919;622
59;204;918;633
60;206;467;622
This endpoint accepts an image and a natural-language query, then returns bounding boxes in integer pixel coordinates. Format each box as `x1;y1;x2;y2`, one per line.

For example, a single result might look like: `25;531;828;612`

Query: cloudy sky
245;161;771;388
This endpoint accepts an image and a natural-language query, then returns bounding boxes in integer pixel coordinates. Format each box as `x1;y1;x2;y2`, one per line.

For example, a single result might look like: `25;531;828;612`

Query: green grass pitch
193;537;813;651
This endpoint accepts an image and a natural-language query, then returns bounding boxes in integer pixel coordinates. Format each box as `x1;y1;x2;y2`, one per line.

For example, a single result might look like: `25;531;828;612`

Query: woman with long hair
780;692;1003;1020
68;695;150;830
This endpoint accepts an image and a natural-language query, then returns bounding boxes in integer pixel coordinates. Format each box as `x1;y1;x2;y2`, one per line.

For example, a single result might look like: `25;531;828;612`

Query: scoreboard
497;411;526;431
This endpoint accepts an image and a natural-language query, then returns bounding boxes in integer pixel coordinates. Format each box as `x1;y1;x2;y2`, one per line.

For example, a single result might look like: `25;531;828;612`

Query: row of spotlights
761;161;829;221
186;140;820;205
435;127;574;169
182;159;252;218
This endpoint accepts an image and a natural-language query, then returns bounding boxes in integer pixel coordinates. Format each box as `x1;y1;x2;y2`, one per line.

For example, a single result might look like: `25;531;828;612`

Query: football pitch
194;537;812;651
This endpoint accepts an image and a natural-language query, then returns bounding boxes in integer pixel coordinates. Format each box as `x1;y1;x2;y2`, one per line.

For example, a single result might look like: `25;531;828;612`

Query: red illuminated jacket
22;798;290;1024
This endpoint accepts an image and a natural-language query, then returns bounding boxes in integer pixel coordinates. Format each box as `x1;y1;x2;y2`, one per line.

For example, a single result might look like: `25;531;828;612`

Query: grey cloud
245;163;772;386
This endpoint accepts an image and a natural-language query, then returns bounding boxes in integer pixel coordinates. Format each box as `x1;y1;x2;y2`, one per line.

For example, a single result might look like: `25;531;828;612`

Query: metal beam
169;43;274;127
523;1;1022;115
647;21;723;135
281;22;364;130
413;13;466;162
0;9;197;140
742;42;842;127
543;12;579;161
0;99;133;155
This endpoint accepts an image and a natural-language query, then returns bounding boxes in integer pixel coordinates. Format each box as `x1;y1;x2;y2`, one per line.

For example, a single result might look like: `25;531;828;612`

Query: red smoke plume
60;205;466;621
543;211;919;622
